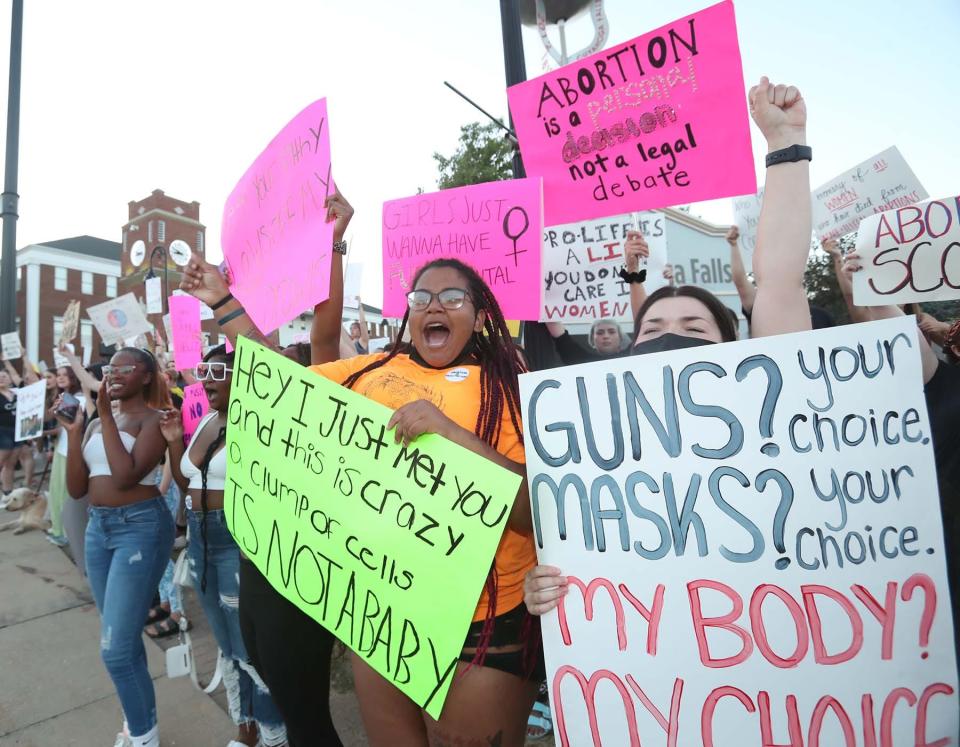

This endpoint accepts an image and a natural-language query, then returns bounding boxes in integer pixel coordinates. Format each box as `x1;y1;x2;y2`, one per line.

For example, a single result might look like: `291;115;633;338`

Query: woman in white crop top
57;347;173;747
162;346;287;747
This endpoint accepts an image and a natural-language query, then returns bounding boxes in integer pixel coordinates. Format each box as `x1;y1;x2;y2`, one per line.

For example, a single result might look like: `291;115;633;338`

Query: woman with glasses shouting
181;237;541;744
57;347;172;747
160;347;287;747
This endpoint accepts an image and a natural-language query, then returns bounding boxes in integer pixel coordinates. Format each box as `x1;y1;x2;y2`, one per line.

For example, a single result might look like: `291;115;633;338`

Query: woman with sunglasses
161;347;288;747
182;234;539;745
58;347;172;747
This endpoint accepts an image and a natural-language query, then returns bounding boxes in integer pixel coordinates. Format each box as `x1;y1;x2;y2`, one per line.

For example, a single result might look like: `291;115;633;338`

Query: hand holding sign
624;231;649;271
180;249;231;307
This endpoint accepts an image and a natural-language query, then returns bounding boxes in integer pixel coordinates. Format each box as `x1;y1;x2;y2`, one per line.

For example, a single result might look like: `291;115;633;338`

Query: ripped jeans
86;497;174;738
187;509;286;745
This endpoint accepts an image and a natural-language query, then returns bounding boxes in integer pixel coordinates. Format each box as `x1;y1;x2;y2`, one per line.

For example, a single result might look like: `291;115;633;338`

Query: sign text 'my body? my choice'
520;317;958;746
224;338;521;719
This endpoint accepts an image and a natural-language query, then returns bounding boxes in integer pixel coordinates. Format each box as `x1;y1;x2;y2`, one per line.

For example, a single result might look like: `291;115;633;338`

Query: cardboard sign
145;276;163;314
86;294;152;347
221;99;335;334
225;338;521;718
853;195;960;305
507;0;755;225
169;295;203;371
343;263;363;309
14;380;45;442
519;317;958;745
1;332;22;361
732;185;764;269
542;211;667;324
382;179;544;319
181;382;209;444
59;300;81;345
813;146;928;242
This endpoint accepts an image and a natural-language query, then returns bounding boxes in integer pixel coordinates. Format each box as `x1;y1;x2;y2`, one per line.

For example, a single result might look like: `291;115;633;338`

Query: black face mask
630;333;717;356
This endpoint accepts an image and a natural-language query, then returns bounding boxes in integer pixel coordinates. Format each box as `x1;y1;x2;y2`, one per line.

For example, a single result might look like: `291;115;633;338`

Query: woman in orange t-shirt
312;257;541;745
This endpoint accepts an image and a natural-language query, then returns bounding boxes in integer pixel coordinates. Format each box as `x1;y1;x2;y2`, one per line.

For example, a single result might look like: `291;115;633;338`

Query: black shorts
459;602;546;681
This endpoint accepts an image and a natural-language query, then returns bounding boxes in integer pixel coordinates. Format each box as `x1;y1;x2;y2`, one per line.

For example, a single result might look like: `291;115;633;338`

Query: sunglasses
102;364;137;376
406;288;471;311
193;362;234;381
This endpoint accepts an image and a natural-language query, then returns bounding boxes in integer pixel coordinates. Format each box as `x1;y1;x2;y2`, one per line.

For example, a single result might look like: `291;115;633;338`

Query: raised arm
159;409;189;494
843;252;938;383
727;226;757;315
624;231;650;323
19;352;39;384
58;405;90;499
60;343;101;392
2;358;22;386
310;191;354;364
749;77;812;338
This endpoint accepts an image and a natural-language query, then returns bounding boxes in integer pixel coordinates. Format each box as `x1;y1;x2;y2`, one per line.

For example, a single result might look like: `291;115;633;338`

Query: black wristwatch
765;144;812;168
618;267;647;284
332;240;348;255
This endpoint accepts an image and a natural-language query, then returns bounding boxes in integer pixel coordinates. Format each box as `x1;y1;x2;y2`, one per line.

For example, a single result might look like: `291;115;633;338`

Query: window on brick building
52;316;63;343
158;220;166;242
81;272;93;294
81;321;93;355
148;221;153;243
54;267;67;291
196;231;204;253
106;276;117;298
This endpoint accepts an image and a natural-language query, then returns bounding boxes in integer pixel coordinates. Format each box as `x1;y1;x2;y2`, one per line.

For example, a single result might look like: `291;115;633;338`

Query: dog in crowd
0;488;50;535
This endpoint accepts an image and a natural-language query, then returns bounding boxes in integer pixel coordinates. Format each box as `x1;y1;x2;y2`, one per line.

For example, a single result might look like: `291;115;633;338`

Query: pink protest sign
169;295;203;371
507;0;755;225
221;99;334;334
181;382;209;444
381;178;543;319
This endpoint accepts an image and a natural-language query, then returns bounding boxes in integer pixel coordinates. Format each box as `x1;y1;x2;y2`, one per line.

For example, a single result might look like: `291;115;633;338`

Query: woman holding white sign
526;76;817;609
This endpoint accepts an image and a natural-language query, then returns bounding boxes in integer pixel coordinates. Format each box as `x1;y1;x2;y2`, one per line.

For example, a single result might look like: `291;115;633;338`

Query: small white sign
14;380;45;442
343;263;363;309
87;293;153;346
1;332;22;361
145;277;163;314
812;146;928;242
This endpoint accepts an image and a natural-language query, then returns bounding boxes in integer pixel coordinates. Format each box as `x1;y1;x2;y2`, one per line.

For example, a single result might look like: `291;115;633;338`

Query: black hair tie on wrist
209;292;234;310
618;267;647;284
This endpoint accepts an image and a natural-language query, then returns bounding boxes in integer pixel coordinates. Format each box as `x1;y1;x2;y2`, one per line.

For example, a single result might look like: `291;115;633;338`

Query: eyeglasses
102;365;137;376
193;362;233;381
406;288;471;311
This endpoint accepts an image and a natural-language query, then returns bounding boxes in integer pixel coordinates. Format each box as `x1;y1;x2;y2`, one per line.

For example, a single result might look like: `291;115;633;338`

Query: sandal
144;605;170;626
526;700;552;741
145;616;189;638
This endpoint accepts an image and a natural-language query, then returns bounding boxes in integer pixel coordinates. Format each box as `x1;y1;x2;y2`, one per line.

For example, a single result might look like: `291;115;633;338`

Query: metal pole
0;0;23;335
498;0;527;178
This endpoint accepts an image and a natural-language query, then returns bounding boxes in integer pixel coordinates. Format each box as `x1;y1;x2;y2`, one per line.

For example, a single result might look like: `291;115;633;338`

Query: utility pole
498;0;527;178
0;0;23;335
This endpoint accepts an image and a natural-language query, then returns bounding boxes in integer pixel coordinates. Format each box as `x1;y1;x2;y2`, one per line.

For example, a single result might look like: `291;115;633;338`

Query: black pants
239;557;343;747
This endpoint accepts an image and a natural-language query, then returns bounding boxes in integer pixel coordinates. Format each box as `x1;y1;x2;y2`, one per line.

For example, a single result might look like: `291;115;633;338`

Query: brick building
15;236;121;366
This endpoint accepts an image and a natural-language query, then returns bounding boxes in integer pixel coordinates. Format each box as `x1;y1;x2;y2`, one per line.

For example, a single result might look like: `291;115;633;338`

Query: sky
0;0;957;307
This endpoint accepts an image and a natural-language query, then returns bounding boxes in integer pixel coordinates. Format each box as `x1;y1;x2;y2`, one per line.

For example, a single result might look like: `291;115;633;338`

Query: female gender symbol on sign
503;206;530;267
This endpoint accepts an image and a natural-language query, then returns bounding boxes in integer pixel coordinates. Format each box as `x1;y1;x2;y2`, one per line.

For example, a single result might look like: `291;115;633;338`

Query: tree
433;121;514;189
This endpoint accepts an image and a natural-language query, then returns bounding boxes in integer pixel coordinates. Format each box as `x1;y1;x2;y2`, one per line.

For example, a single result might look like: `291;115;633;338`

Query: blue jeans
86;497;174;738
187;509;286;744
156;479;182;614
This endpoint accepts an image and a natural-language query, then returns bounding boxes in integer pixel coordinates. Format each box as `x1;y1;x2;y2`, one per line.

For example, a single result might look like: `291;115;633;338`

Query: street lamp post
498;0;527;179
0;0;23;336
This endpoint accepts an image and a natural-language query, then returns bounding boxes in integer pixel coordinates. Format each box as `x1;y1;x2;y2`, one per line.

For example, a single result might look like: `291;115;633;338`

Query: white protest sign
86;293;153;346
343;263;363;309
52;349;70;370
732;186;764;269
542;211;667;325
367;336;391;353
144;276;163;314
14;380;45;442
1;332;22;360
853;195;960;306
813;146;928;242
520;317;958;745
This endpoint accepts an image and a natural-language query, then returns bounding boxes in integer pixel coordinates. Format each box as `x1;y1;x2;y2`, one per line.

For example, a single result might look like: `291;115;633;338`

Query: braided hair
197;346;233;592
342;258;529;666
